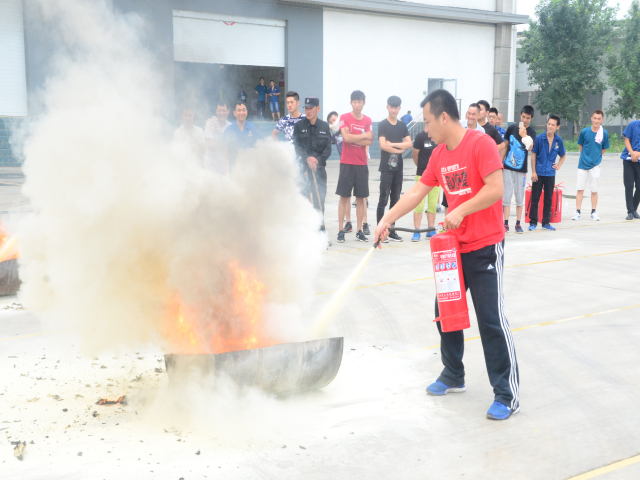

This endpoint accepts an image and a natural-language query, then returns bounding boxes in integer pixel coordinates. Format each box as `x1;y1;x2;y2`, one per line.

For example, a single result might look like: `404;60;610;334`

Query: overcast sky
516;0;636;30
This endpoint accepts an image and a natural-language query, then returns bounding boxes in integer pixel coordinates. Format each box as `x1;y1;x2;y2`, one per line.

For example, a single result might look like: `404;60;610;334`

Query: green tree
519;0;617;129
606;0;640;119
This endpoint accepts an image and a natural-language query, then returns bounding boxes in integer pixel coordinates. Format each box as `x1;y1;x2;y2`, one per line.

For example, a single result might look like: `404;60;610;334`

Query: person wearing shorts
336;90;373;243
412;125;438;241
267;80;281;121
573;110;609;221
503;105;536;233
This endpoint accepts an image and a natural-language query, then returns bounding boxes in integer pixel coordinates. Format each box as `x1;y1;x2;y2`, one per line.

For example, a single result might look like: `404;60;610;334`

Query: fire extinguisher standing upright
430;224;470;332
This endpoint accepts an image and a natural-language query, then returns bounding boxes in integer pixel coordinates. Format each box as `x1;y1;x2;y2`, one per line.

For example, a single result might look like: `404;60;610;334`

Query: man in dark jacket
293;97;332;231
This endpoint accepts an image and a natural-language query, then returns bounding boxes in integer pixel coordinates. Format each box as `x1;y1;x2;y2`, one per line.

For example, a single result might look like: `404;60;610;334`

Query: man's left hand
443;208;465;230
552;163;561;170
307;157;318;172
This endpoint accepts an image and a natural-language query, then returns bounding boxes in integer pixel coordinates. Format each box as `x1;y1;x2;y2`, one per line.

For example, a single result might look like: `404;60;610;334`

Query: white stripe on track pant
434;240;520;410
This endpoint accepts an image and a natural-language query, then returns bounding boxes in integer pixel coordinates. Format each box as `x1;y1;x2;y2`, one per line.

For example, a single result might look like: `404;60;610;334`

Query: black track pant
623;160;640;214
529;175;555;225
434;240;520;410
377;170;403;225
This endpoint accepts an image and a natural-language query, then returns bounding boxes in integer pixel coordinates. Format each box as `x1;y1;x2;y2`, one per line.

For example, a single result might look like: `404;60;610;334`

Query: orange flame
0;225;18;262
164;261;273;354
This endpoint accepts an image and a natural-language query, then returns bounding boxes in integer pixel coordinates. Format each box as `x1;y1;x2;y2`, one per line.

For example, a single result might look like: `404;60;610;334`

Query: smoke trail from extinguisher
312;246;376;337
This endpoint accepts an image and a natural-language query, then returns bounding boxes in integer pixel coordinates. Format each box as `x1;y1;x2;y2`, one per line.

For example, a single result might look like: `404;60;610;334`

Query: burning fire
165;261;272;355
0;225;18;263
96;395;126;405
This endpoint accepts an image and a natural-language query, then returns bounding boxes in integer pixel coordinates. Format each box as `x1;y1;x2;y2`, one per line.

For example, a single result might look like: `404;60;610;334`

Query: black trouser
257;101;266;118
529;175;555;225
434;241;519;410
306;167;327;230
376;170;403;225
623;160;640;214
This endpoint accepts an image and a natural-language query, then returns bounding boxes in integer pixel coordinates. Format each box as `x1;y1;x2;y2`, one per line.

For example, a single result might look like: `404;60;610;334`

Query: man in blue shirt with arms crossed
573;110;609;221
529;114;566;231
621;119;640;220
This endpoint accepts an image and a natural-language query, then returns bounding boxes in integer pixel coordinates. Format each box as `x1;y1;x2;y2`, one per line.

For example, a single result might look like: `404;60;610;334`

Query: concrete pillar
493;0;515;120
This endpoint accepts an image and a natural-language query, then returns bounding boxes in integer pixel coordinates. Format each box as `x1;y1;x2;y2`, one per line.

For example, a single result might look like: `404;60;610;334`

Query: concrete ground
2;154;640;479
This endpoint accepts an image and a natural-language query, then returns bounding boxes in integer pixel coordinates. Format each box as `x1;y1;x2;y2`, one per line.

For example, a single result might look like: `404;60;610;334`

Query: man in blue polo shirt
254;77;268;119
529;114;566;231
573;110;609;221
223;102;261;167
621;119;640;220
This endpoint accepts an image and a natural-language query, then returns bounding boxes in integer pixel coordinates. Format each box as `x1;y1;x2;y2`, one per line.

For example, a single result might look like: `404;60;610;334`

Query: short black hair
420;89;459;121
351;90;366;102
408;110;411;114
477;100;490;112
521;105;535;117
260;77;264;80
489;107;499;115
285;91;299;101
468;103;480;112
548;114;561;126
234;101;247;110
327;111;339;121
270;79;275;83
217;100;229;108
387;95;402;108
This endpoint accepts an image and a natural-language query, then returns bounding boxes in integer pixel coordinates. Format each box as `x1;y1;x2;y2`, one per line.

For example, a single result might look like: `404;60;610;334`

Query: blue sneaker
426;380;466;396
426;230;436;238
528;224;536;231
486;401;519;420
542;224;556;231
411;232;420;242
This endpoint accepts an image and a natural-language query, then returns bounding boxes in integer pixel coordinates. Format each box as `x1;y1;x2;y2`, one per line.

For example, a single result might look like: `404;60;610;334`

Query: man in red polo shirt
374;89;519;420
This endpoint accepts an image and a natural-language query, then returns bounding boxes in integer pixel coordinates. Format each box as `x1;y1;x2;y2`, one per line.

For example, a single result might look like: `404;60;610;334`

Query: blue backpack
505;135;525;169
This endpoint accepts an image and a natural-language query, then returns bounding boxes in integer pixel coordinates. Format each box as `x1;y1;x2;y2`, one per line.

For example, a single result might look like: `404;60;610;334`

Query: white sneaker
591;212;600;221
572;212;581;220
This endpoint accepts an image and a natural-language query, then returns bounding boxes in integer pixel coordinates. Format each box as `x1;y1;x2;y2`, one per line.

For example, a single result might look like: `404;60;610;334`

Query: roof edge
279;0;529;25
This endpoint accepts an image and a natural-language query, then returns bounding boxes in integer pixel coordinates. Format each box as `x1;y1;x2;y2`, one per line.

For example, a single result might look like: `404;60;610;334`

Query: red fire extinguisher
430;224;470;332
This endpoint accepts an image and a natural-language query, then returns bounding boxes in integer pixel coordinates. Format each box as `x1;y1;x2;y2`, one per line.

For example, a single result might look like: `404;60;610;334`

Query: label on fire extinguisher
432;249;462;302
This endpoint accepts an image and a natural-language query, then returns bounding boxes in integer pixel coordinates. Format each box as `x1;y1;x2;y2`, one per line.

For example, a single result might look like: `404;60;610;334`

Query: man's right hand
374;222;391;249
632;151;640;162
519;126;527;138
531;171;538;183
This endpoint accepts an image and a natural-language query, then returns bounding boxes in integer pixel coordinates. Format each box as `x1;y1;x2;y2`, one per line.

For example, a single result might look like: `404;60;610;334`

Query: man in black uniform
293;97;333;231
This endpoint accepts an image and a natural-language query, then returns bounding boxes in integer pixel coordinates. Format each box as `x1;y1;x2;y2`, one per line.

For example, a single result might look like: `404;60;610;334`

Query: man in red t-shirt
374;89;519;421
336;90;374;243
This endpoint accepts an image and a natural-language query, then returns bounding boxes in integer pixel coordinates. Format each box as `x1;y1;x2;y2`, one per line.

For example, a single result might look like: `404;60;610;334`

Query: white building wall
323;10;496;122
399;0;497;12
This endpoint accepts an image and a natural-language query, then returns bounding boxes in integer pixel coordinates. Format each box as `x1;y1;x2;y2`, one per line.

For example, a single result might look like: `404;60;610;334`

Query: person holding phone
503;105;536;233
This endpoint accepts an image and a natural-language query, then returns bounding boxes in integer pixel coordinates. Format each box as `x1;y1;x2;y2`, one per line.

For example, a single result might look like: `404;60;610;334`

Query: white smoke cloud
15;0;326;355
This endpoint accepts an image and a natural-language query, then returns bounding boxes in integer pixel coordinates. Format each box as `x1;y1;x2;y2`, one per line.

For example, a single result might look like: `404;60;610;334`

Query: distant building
2;0;528;122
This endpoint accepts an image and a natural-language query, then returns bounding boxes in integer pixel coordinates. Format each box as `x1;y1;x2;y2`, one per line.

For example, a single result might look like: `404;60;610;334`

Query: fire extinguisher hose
373;227;436;248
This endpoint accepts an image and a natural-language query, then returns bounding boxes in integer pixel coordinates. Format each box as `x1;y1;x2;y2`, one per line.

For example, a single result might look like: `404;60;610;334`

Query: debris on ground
2;302;25;310
96;395;126;406
154;368;164;373
132;374;143;382
47;394;63;401
26;397;39;402
12;441;26;461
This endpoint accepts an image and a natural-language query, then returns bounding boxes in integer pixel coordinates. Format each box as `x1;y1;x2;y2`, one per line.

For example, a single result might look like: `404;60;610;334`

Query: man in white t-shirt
174;107;206;160
204;101;232;173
